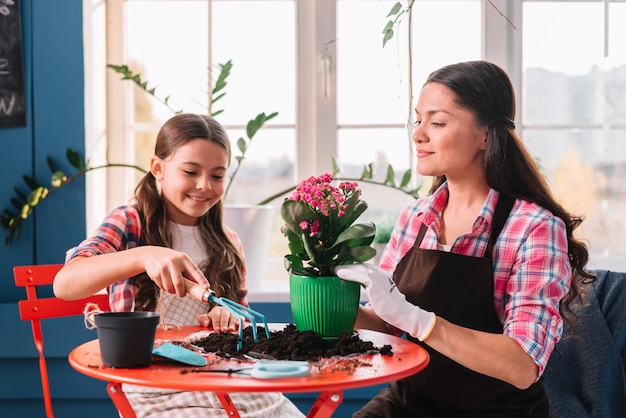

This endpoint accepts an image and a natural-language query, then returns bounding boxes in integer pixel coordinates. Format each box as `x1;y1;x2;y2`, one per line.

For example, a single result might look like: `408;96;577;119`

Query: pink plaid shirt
379;184;572;377
65;205;248;312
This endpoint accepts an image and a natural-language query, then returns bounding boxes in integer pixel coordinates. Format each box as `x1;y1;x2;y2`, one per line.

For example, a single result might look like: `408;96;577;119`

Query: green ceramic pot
289;274;360;338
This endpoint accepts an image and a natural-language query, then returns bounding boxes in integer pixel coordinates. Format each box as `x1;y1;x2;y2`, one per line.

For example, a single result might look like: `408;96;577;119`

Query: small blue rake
201;289;271;350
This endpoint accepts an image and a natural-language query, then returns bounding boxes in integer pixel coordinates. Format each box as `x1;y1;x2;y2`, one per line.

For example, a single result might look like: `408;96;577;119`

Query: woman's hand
142;246;209;297
198;306;239;332
335;263;436;341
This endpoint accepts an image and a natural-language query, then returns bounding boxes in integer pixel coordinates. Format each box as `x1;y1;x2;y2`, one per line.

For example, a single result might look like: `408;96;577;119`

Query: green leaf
66;148;85;169
246;113;266;139
341;196;369;228
408;188;420;199
213;60;233;96
384;164;396;185
0;211;12;225
4;217;23;244
331;156;340;176
336;245;376;265
23;175;39;190
51;171;67;187
400;168;412;188
282;226;306;255
236;137;247;154
280;200;319;235
20;203;31;219
13;187;27;201
383;28;394;47
46;156;57;173
387;2;403;17
212;92;226;104
331;222;376;249
27;186;48;207
246;112;278;139
10;197;23;210
361;163;374;179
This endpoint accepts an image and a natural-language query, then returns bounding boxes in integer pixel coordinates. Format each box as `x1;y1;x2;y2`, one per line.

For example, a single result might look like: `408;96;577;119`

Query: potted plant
280;173;376;337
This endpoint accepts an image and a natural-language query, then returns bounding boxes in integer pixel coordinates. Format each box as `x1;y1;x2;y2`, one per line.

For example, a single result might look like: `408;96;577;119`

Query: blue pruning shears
188;360;311;379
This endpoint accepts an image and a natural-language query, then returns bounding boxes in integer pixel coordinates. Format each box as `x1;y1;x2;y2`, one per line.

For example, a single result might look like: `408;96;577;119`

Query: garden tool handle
183;278;214;304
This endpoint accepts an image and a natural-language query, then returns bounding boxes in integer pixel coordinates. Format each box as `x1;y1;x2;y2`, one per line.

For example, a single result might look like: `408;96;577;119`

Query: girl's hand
142;246;209;297
198;306;239;332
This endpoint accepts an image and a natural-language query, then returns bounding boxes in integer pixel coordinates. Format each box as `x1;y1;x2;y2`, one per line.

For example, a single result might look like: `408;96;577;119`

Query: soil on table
189;323;393;362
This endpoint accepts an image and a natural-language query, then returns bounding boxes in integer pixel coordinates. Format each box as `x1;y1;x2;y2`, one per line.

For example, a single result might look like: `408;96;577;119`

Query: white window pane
524;128;626;257
212;1;296;125
524;2;604;76
523;2;626;126
410;1;482;90
337;127;412;174
337;127;427;206
225;128;296;205
337;1;411;125
126;1;209;121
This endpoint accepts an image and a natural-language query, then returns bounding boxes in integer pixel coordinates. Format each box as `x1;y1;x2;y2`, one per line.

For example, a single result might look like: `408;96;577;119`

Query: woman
54;113;303;417
336;61;593;417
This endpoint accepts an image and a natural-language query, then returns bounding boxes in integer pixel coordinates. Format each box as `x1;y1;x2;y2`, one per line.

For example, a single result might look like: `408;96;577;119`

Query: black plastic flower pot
94;311;160;368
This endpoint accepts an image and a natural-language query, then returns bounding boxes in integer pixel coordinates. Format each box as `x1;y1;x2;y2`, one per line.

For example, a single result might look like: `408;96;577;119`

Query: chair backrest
14;263;111;418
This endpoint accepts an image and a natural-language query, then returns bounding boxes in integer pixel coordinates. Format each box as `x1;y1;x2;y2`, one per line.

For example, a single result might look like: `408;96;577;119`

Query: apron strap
485;193;515;260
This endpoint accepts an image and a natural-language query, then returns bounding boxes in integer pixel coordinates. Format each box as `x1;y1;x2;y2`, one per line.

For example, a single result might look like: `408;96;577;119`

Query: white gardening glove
335;263;437;341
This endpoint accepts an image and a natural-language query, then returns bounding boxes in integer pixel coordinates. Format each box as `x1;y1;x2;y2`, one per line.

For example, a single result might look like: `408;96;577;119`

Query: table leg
216;392;241;417
107;382;137;418
306;390;343;418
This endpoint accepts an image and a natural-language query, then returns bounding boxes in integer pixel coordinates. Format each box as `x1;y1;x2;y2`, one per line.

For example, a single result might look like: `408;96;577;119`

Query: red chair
13;264;134;417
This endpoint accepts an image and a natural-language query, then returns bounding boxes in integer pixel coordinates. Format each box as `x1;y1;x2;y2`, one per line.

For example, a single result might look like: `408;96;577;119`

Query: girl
54;113;303;417
336;61;594;417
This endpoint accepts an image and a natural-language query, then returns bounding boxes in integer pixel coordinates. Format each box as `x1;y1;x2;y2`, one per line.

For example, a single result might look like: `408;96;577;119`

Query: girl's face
412;82;488;181
151;138;229;226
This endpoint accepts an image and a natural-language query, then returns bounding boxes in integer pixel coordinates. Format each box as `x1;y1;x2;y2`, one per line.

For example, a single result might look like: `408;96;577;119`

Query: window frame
84;0;626;299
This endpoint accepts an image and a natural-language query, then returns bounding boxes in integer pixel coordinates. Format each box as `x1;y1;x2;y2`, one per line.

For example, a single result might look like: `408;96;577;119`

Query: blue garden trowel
153;343;207;366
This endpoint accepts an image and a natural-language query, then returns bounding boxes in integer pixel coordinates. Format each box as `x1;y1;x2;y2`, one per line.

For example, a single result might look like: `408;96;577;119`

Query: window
522;0;626;269
83;0;626;297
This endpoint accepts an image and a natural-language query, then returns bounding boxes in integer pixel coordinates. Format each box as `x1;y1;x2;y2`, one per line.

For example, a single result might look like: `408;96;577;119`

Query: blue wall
0;2;379;416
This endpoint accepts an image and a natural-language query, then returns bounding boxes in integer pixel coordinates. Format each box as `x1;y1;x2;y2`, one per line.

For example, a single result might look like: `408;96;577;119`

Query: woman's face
412;82;488;181
151;138;229;225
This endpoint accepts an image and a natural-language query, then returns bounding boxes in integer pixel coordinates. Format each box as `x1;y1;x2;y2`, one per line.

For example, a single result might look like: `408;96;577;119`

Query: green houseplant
280;173;376;337
281;173;376;276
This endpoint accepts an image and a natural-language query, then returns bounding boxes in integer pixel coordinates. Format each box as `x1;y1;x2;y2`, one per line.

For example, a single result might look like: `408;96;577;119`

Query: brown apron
355;195;549;418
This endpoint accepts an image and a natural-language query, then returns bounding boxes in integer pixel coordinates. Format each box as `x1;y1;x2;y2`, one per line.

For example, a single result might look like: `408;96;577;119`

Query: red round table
69;325;429;418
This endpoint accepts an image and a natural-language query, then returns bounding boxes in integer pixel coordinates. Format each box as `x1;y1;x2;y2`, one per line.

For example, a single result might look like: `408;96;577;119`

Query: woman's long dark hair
132;113;245;311
425;61;594;326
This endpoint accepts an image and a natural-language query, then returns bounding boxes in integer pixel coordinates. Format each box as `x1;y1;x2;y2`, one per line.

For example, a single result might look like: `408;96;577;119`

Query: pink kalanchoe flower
281;172;373;277
309;219;320;237
339;181;358;192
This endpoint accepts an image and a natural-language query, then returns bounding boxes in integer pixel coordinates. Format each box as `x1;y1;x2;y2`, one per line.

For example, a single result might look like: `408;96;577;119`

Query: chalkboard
0;0;25;127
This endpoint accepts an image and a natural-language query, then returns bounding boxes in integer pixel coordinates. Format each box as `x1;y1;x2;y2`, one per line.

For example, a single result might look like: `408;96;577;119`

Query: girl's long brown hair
132;113;245;311
425;61;594;327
